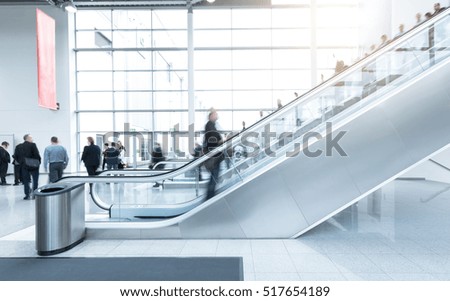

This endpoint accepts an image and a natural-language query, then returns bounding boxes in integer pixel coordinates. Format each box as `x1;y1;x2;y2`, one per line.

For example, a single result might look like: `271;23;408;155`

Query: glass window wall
75;3;359;170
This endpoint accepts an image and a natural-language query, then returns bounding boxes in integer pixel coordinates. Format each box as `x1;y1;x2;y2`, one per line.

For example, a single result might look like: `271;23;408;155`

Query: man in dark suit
150;142;166;188
203;109;223;199
81;136;101;176
0;141;11;185
21;134;41;200
104;142;120;170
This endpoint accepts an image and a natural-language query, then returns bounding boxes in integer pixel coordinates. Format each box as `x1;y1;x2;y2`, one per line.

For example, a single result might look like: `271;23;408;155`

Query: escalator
58;11;450;238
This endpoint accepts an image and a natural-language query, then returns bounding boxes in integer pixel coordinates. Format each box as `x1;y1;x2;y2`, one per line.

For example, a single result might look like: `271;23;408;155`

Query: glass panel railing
86;157;246;220
65;10;450;223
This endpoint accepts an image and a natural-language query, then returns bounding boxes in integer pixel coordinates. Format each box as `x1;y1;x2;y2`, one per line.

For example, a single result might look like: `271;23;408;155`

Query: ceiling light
206;0;216;3
61;1;77;13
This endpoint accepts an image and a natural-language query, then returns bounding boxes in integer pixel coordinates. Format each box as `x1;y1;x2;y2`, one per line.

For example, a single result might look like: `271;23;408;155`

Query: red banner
36;8;57;110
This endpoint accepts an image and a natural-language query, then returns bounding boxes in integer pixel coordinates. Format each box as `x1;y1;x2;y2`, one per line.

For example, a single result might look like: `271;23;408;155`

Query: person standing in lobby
0;141;11;185
43;136;69;183
81;137;101;176
21;134;41;200
104;142;120;171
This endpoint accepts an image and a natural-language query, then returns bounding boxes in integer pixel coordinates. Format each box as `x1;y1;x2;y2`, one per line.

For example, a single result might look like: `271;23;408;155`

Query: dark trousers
197;166;203;181
14;164;21;184
86;165;98;176
206;162;221;199
0;162;8;183
107;163;118;170
49;162;65;183
22;166;39;197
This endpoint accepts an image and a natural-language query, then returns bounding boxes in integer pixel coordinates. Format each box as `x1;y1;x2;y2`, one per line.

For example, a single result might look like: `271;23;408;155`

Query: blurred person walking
21;134;41;200
203;109;223;199
0;141;11;185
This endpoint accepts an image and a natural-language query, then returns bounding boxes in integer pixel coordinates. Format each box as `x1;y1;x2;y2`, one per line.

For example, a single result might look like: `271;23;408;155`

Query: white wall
358;0;445;51
359;0;392;51
0;5;76;174
391;0;446;35
359;0;450;183
390;0;450;183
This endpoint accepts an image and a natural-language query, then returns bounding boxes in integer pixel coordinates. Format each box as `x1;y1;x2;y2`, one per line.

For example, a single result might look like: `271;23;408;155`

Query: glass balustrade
69;10;450;223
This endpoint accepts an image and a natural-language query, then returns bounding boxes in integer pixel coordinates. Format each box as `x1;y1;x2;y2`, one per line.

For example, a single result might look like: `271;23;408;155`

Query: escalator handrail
60;9;450;185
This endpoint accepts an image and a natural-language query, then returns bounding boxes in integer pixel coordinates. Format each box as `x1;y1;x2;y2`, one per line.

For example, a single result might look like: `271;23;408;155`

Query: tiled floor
1;175;450;281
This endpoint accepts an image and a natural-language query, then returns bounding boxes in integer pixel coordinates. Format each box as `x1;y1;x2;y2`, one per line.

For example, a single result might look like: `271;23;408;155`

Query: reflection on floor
1;175;450;281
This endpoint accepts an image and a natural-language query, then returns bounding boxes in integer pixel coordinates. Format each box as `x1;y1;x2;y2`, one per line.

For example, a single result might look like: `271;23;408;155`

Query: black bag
0;148;9;163
118;161;125;169
24;157;40;170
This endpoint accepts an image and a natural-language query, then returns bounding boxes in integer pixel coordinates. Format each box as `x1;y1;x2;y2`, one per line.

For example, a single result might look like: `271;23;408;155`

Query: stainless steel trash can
34;183;85;256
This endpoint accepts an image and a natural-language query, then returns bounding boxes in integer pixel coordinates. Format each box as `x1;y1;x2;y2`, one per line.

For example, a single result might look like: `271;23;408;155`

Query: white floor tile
251;240;288;255
142;240;186;255
255;273;301;281
216;239;252;255
368;254;425;274
180;239;219;255
291;254;340;273
387;273;437;281
299;273;346;281
342;273;391;281
328;253;384;274
2;179;450;281
283;239;323;254
253;254;297;273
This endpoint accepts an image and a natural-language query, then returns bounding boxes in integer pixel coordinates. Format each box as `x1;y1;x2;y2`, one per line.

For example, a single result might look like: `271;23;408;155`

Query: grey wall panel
0;6;76;172
224;168;309;238
380;61;450;162
85;55;450;239
86;229;142;240
178;199;247;238
276;139;362;226
140;226;182;239
177;58;450;238
337;106;414;194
